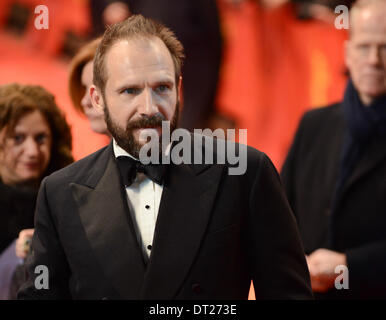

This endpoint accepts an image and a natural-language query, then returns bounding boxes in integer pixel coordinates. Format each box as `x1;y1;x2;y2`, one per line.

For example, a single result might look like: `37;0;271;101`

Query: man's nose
24;138;39;158
139;88;159;116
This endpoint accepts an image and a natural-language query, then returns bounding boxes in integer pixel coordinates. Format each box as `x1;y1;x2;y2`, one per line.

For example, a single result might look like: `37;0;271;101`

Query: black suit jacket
281;103;386;299
18;136;312;299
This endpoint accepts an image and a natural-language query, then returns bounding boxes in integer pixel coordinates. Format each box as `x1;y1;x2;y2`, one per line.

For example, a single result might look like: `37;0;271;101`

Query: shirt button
145;205;150;209
147;245;152;250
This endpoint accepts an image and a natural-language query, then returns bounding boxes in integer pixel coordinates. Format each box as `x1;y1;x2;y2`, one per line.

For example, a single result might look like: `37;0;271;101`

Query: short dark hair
0;83;73;176
93;14;185;93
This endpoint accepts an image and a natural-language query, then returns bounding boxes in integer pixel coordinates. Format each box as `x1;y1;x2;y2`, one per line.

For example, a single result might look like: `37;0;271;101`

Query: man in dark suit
281;0;386;299
18;15;312;299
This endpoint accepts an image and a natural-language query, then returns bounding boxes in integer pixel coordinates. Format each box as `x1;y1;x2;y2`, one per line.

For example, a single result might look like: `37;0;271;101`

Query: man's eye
156;85;169;93
124;88;140;95
357;44;369;51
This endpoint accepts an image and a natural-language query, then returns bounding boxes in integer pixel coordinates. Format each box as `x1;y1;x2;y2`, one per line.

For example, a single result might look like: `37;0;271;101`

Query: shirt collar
112;139;138;160
112;138;172;161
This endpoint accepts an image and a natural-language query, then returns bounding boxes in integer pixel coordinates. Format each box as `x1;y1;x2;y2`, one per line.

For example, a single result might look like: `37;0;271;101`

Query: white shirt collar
112;139;138;160
112;138;172;161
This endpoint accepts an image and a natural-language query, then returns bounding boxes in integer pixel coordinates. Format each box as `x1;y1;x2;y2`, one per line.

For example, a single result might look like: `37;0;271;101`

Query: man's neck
359;92;386;107
359;93;374;107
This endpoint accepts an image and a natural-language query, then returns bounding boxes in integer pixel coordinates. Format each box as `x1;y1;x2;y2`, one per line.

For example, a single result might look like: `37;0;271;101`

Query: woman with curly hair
0;83;73;299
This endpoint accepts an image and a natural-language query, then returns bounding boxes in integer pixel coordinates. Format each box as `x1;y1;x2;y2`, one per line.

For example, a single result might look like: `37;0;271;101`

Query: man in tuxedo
281;0;386;299
18;15;312;299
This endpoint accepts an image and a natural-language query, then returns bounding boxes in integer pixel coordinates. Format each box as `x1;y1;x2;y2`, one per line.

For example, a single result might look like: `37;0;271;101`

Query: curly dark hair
0;83;74;177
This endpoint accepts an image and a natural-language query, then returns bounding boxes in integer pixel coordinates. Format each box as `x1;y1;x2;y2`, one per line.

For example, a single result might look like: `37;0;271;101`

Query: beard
104;101;180;159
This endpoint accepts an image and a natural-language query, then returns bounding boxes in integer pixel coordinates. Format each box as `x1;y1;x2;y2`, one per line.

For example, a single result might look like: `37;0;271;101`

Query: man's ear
90;85;105;115
177;76;183;111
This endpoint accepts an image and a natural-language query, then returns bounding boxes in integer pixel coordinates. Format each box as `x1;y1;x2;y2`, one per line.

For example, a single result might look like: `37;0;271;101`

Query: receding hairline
96;35;179;89
92;15;185;96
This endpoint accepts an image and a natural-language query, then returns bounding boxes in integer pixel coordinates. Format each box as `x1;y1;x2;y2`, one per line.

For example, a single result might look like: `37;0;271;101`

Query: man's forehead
351;4;386;34
105;37;174;72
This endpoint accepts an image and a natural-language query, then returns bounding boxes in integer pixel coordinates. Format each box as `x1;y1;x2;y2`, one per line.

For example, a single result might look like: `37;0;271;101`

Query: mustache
126;113;166;130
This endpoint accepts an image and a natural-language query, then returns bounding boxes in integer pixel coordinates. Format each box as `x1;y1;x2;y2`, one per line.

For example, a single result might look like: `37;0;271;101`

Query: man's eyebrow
150;79;174;86
115;78;174;91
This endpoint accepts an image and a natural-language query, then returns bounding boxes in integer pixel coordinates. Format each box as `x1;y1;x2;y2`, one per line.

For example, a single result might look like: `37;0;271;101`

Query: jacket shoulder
44;144;111;186
301;102;342;129
289;102;344;147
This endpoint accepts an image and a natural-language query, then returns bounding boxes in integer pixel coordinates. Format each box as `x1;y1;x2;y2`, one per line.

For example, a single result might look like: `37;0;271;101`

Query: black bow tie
116;156;166;186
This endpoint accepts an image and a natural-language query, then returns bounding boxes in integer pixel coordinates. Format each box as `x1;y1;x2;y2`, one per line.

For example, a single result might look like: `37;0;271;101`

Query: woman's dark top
0;179;37;254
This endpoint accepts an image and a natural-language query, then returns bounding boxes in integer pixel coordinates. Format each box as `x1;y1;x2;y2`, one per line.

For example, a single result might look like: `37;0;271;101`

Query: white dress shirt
113;139;164;261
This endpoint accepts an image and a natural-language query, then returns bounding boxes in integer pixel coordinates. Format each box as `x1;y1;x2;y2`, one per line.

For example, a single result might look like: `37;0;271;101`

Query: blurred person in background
224;0;355;19
69;37;110;137
291;0;354;21
0;83;73;299
281;0;386;299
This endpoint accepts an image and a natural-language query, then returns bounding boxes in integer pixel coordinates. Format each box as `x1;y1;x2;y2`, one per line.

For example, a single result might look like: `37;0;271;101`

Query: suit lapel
329;106;386;209
70;146;146;299
140;162;224;299
323;117;345;200
341;137;386;196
